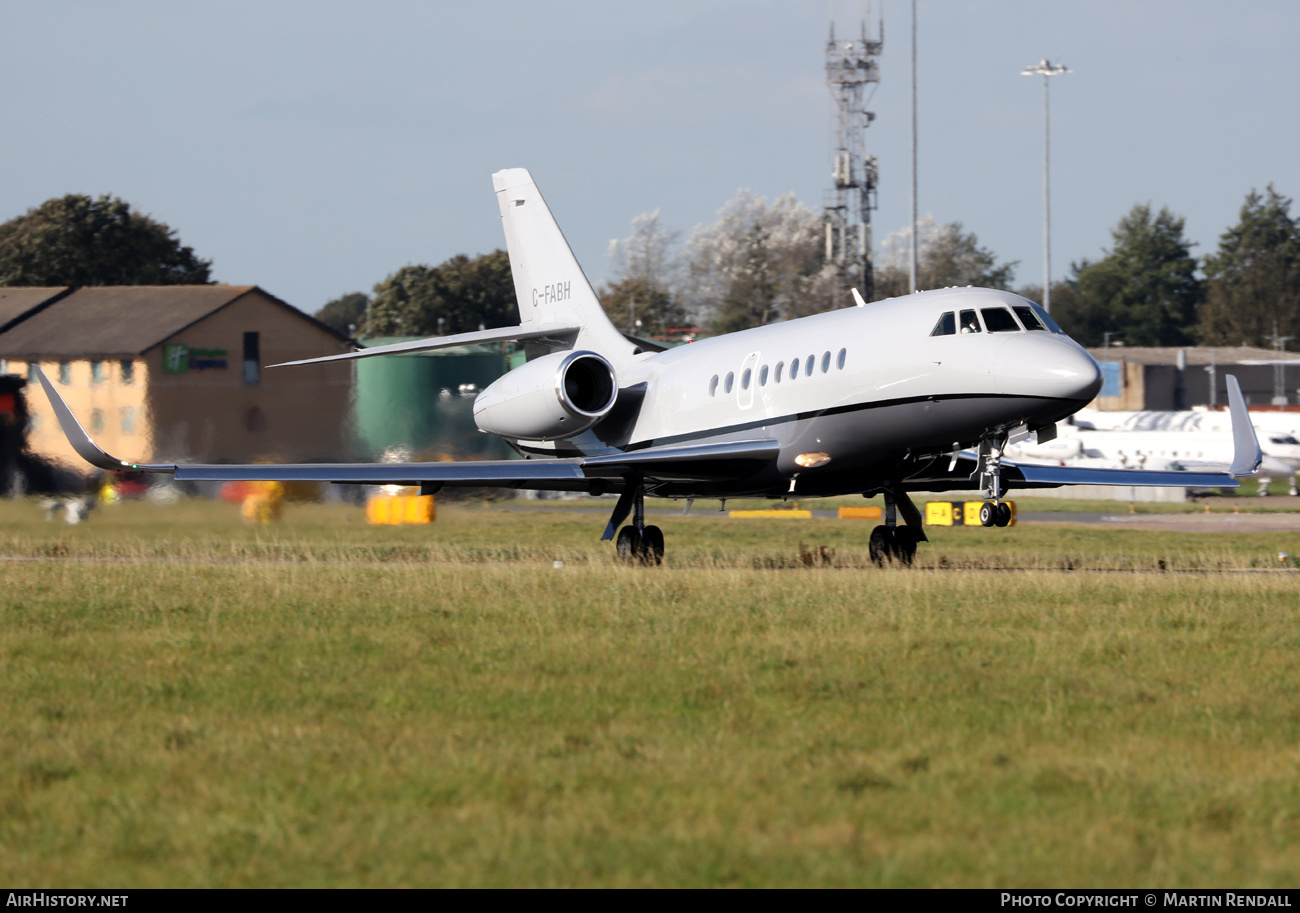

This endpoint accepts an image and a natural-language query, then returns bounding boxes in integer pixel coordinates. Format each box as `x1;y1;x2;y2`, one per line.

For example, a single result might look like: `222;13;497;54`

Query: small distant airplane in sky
35;169;1263;565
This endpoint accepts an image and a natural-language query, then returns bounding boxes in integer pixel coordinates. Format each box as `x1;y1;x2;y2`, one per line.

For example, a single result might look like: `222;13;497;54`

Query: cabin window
930;312;956;336
709;374;719;396
121;359;135;383
805;355;815;377
1012;305;1048;331
790;358;800;379
58;362;72;384
759;365;769;386
837;348;847;370
1272;435;1299;445
725;372;734;393
775;361;784;383
741;368;752;390
821;351;831;373
959;310;981;334
981;307;1020;333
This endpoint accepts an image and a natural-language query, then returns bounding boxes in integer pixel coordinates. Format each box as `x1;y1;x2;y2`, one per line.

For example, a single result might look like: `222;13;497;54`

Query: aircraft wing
33;365;775;488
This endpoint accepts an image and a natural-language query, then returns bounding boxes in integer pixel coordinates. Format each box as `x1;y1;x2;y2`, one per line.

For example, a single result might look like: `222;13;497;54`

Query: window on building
243;332;261;385
90;409;104;432
59;362;72;384
931;312;956;336
121;407;138;435
91;360;105;384
120;359;135;383
27;363;38;382
0;359;7;374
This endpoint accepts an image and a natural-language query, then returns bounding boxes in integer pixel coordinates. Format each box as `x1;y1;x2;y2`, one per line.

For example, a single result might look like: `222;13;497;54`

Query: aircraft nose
994;334;1103;403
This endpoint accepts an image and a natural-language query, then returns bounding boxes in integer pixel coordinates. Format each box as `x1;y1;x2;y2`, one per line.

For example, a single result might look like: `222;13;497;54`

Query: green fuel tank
352;338;514;461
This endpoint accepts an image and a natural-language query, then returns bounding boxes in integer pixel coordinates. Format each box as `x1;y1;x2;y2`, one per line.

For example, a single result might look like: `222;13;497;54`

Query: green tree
364;250;515;337
0;194;211;286
1197;186;1300;347
314;292;369;336
599;276;686;336
1053;204;1202;347
876;216;1016;299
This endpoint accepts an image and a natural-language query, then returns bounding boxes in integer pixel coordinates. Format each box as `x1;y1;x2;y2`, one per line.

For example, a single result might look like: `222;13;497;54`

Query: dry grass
2;498;1299;886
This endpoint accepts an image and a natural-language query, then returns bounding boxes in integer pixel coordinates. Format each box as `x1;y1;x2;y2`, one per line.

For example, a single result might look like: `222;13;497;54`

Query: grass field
3;497;1300;887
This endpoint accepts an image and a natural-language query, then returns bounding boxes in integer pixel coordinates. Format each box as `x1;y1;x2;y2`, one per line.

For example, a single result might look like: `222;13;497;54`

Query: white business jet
33;169;1263;565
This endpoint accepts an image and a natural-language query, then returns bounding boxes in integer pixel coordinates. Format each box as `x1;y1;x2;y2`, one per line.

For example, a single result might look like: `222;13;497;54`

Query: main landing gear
869;489;928;567
603;478;664;566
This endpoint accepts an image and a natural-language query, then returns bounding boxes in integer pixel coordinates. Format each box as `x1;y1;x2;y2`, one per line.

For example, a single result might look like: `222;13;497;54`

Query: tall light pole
909;0;918;293
1021;59;1070;312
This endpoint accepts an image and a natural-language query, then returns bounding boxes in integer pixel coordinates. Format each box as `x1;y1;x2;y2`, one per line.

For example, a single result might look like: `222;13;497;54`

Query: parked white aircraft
33;168;1264;565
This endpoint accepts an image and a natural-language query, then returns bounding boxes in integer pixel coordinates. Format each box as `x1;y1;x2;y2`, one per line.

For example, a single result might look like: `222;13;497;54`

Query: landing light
795;452;831;468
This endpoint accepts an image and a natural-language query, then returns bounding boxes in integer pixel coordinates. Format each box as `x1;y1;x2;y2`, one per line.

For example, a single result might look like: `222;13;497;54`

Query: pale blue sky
3;1;1297;313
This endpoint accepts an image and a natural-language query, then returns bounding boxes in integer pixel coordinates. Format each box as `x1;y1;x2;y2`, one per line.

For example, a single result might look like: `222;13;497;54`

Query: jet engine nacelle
473;350;618;441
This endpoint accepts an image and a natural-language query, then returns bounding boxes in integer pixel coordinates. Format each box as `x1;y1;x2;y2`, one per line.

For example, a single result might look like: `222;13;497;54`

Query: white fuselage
515;288;1103;497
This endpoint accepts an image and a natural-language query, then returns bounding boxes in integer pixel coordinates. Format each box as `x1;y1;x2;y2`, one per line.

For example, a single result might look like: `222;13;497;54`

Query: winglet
31;365;170;473
1226;374;1263;477
851;287;867;308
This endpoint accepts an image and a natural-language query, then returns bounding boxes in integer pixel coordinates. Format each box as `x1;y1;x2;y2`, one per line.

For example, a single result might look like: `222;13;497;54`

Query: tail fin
493;168;631;361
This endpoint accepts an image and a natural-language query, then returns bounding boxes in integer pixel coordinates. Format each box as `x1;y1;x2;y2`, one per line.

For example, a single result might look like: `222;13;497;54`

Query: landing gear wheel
979;501;996;528
640;525;665;566
995;502;1012;527
616;526;642;563
869;526;892;567
891;527;918;566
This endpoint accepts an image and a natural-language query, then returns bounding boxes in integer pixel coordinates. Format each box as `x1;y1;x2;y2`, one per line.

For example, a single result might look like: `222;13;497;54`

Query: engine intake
473;350;618;441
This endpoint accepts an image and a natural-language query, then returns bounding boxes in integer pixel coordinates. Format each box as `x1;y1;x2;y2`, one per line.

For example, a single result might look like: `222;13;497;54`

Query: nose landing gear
974;431;1014;529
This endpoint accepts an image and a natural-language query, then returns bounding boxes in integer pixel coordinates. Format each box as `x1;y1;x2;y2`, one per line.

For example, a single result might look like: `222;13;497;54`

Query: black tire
641;525;665;566
995;502;1012;527
979;501;996;527
616;525;641;563
869;526;892;567
892;527;918;566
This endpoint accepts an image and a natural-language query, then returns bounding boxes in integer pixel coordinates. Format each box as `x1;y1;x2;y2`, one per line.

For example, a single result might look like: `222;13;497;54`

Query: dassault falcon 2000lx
35;168;1265;565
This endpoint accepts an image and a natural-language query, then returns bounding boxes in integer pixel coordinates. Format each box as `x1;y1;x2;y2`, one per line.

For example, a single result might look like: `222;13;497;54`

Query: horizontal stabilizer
270;325;580;368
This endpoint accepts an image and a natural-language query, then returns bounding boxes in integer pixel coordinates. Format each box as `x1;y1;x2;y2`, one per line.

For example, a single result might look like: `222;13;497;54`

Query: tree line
3;187;1297;352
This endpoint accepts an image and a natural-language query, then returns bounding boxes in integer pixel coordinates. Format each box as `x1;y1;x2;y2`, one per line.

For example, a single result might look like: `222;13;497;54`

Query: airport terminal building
0;286;355;469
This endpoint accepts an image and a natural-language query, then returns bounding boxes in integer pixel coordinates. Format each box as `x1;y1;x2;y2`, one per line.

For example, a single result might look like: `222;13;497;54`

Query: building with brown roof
0;286;355;468
1089;345;1300;411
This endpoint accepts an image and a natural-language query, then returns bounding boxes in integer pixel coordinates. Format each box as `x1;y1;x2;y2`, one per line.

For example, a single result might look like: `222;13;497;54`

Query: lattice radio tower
824;16;883;302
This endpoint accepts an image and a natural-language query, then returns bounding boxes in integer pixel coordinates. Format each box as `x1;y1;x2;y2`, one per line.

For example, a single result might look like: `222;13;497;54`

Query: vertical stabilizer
493;168;630;361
